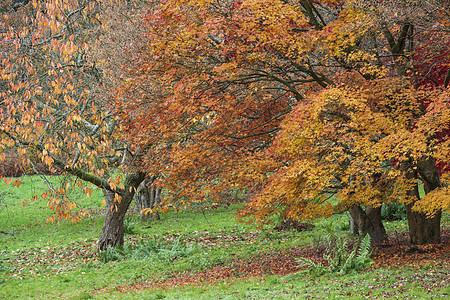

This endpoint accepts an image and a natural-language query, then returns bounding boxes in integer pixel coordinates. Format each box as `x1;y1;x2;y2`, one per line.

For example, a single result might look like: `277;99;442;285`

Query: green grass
92;268;450;300
0;175;104;251
0;176;449;299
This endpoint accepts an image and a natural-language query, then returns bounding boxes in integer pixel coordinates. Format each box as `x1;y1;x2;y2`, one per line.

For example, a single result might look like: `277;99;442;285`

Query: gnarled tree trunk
98;172;146;251
405;158;441;244
98;189;133;251
406;204;441;244
349;205;387;244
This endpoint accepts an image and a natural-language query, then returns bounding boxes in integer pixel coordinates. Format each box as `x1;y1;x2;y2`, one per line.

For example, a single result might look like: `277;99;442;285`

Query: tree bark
98;189;132;251
135;176;161;222
406;204;441;244
405;158;441;244
349;205;387;244
98;172;146;251
349;215;359;235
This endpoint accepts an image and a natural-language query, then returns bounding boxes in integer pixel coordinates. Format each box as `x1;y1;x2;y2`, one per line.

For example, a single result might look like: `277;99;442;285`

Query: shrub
0;150;57;177
98;246;125;263
0;150;26;177
133;236;199;263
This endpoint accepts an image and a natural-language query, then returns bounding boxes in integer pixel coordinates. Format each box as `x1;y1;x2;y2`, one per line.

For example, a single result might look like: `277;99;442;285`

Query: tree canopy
0;0;449;247
118;0;450;244
0;0;148;249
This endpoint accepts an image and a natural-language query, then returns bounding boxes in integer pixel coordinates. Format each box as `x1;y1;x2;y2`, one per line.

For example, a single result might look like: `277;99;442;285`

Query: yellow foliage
413;187;450;217
246;77;449;222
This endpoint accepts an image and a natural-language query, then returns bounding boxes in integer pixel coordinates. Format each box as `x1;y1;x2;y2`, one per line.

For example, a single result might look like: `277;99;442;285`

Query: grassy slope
0;176;449;299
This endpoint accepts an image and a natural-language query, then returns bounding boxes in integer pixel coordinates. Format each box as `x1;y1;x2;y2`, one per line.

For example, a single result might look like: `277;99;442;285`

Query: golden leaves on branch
245;77;450;222
414;187;450;217
0;0;124;225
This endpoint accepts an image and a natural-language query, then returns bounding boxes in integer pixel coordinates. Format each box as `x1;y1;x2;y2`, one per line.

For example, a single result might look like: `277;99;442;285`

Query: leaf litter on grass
371;229;450;269
1;239;98;280
97;229;449;296
0;227;265;282
1;227;449;298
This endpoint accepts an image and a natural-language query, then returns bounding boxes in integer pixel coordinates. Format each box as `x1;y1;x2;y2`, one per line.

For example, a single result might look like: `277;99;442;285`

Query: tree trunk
406;205;441;244
405;158;441;244
349;205;387;244
98;172;146;251
349;215;359;235
135;176;161;222
98;189;134;250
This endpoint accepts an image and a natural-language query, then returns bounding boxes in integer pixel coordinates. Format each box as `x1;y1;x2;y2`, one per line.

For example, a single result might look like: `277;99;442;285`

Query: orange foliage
248;79;450;221
0;0;140;222
117;0;449;227
1;0;449;237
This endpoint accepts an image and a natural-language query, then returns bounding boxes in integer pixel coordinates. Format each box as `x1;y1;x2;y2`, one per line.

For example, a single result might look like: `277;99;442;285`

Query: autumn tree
252;79;449;244
116;0;389;241
242;0;450;244
115;0;334;206
116;0;449;245
0;0;150;250
376;0;450;244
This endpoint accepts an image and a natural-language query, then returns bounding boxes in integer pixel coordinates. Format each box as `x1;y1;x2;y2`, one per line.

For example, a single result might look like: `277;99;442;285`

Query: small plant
298;234;373;275
99;236;200;264
134;236;199;263
98;246;126;263
312;231;338;255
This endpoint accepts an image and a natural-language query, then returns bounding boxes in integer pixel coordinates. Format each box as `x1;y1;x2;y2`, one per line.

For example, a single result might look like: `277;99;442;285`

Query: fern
296;257;327;275
353;234;373;271
297;234;373;275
